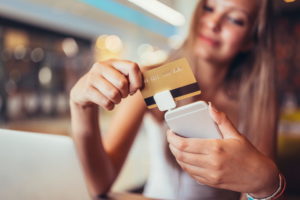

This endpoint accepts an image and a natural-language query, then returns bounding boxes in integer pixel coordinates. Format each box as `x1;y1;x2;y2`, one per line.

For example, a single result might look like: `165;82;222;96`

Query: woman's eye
203;5;214;12
227;17;245;26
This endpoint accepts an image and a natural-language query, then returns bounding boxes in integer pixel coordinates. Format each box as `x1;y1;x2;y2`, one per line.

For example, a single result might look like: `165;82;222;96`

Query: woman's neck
196;58;229;96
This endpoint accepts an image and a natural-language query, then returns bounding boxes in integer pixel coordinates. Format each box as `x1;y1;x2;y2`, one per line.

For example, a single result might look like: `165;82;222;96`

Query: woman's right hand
70;59;143;110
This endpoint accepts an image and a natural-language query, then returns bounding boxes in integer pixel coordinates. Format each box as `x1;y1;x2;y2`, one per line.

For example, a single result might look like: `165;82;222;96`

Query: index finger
111;60;143;94
166;130;220;155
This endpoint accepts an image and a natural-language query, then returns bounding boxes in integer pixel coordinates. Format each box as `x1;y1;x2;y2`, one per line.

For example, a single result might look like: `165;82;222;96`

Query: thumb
208;102;240;139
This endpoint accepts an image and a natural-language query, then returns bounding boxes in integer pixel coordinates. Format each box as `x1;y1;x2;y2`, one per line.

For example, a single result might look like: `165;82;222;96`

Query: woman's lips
198;34;220;46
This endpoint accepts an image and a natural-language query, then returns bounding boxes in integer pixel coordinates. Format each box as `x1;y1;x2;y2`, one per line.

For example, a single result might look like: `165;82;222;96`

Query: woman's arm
102;93;147;178
70;60;146;198
70;102;114;197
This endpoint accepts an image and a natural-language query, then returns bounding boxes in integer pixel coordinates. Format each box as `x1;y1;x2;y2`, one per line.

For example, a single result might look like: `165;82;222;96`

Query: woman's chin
194;47;216;62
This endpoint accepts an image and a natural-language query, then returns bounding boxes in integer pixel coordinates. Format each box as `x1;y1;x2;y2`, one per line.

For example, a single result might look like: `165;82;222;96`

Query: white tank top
142;114;240;200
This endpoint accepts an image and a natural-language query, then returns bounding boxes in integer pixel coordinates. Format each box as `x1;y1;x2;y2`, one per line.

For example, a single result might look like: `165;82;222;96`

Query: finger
208;102;240;139
111;60;143;94
169;144;211;167
92;75;122;104
167;130;219;154
178;160;224;187
100;65;129;98
192;174;225;188
86;86;114;110
192;175;212;186
177;160;206;177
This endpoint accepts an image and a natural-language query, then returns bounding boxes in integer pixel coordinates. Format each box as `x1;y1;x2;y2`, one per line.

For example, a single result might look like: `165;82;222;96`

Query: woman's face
194;0;258;64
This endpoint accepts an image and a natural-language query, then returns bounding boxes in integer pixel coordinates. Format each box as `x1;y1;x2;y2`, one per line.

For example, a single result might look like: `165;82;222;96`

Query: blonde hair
169;0;278;156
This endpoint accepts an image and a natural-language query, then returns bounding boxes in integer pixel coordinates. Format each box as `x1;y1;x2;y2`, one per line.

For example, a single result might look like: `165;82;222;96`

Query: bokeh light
38;66;52;86
62;38;79;57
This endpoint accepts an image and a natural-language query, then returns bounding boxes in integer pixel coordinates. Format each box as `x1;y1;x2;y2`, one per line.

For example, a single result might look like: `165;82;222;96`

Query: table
99;193;160;200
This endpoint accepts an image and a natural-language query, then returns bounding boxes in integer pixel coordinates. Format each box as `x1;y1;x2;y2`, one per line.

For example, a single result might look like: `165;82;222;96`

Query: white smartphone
164;101;221;139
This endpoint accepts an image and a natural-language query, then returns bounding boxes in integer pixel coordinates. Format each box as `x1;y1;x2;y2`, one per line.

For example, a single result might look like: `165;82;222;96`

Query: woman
70;0;285;199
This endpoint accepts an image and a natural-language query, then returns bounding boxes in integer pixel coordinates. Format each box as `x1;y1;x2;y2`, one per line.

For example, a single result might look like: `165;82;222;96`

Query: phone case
164;101;221;138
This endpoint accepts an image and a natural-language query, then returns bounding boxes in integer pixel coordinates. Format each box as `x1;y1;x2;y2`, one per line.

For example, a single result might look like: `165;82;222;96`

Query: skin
70;60;146;196
167;103;279;198
195;0;256;64
70;0;280;199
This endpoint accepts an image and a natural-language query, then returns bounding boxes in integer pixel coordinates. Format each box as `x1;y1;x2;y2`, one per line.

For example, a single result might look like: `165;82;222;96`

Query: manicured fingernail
209;102;219;113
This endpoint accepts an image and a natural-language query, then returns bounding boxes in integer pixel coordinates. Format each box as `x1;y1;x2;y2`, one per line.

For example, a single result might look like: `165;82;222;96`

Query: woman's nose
204;14;222;32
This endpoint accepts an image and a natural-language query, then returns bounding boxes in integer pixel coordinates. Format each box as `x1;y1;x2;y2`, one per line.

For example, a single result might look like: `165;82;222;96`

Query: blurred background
0;0;299;198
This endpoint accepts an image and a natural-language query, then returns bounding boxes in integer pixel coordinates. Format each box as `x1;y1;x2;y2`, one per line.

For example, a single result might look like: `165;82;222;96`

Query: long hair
167;0;278;157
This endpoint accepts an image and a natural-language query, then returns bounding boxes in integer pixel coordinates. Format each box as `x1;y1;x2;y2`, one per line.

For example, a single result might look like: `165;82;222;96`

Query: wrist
249;159;279;198
248;157;281;199
247;173;286;200
70;99;100;138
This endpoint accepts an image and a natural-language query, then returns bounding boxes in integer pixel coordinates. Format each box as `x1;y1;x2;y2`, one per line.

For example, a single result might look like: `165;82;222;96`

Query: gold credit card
140;58;201;109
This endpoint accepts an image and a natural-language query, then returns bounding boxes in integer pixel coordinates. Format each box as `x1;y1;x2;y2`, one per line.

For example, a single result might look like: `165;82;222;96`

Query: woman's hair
169;0;278;157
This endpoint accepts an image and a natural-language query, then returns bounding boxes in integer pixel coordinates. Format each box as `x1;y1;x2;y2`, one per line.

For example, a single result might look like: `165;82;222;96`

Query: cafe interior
0;0;299;199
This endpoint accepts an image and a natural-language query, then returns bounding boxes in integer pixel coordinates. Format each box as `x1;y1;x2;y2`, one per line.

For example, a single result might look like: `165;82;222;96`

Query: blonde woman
70;0;285;199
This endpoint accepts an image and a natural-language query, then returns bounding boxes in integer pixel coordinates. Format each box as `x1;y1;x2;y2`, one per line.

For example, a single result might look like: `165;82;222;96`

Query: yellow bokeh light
105;35;123;53
284;0;296;3
94;35;123;61
96;35;107;50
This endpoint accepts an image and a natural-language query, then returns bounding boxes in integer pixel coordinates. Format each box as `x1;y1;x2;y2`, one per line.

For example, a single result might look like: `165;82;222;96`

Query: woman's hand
70;59;143;110
167;103;280;198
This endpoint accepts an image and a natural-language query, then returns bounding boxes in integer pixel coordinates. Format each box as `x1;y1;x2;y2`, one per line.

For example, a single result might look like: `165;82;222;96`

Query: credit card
140;58;201;109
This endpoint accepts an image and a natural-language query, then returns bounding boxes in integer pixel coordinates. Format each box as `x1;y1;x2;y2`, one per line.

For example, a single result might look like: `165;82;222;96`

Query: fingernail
209;102;219;113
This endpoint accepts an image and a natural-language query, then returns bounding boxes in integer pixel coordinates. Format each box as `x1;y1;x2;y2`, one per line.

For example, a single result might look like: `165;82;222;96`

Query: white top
142;114;240;200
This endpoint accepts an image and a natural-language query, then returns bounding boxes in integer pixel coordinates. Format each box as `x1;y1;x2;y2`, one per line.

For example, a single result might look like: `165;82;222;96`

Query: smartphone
164;101;221;139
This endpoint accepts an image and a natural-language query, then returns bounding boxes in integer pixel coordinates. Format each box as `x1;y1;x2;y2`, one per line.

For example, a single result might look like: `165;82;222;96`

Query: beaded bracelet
246;173;286;200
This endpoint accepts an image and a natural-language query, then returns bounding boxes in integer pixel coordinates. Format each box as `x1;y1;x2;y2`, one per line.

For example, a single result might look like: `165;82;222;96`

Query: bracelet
273;174;286;199
246;173;286;200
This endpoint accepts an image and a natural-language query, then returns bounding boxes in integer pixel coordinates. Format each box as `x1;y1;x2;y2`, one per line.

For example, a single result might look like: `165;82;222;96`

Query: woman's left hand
166;103;279;198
